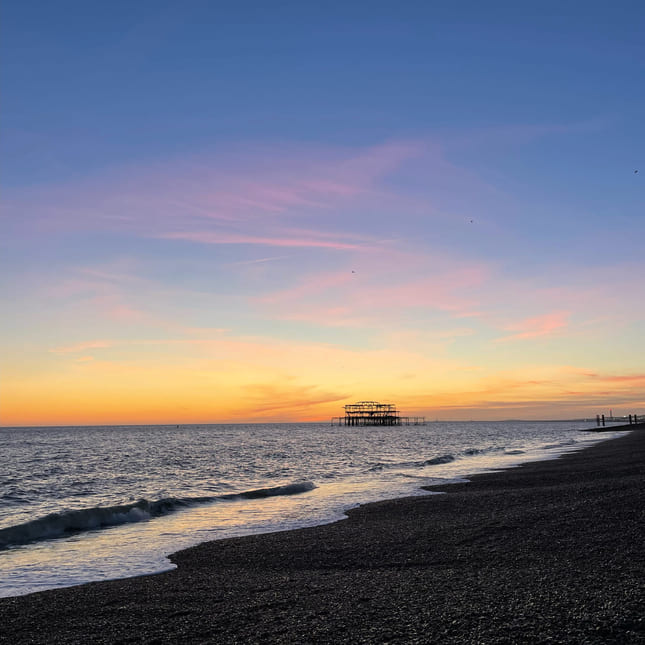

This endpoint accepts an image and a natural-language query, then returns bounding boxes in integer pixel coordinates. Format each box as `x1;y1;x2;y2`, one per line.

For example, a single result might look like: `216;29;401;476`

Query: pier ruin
331;401;426;426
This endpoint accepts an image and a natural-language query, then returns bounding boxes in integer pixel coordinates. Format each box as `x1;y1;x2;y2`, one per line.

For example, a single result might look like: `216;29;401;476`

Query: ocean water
0;421;626;598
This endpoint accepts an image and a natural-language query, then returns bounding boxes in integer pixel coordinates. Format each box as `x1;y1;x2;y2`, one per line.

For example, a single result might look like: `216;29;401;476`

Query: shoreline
1;426;644;643
0;421;616;592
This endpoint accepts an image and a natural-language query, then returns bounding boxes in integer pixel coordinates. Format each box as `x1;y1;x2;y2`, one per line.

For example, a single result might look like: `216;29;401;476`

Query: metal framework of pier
331;401;426;426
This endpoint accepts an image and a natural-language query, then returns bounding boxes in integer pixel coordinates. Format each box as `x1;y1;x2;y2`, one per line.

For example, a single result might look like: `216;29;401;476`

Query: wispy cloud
229;255;289;266
50;340;113;354
257;248;491;327
158;231;366;250
3;140;424;236
240;383;350;418
496;311;570;342
47;270;151;325
585;372;645;385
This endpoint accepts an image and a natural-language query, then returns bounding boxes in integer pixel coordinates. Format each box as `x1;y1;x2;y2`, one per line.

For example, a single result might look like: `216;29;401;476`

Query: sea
0;420;627;598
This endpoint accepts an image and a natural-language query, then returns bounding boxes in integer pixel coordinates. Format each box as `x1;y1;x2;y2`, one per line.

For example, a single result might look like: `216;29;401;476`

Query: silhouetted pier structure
594;413;643;428
331;401;426;426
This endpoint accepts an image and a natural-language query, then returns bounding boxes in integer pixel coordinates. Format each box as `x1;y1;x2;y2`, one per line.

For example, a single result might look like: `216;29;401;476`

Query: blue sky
5;1;643;181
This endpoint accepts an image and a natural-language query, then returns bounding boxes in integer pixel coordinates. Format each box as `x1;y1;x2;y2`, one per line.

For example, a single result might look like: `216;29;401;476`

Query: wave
367;446;509;473
423;454;456;465
371;454;452;471
0;481;316;549
462;448;484;456
368;453;457;472
542;439;577;450
220;481;316;500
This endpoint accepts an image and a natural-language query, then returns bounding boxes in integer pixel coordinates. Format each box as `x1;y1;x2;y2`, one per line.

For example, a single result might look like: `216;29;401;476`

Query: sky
1;1;644;426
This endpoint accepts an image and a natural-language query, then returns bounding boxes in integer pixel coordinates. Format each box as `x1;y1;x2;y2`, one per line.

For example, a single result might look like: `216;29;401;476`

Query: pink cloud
259;270;356;304
158;231;366;250
496;311;570;342
367;268;488;313
107;303;147;322
5;141;424;237
256;251;491;327
43;260;192;333
47;273;150;324
586;373;645;385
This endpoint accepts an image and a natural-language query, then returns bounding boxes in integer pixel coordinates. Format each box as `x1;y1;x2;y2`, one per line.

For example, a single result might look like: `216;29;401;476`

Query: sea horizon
0;416;626;430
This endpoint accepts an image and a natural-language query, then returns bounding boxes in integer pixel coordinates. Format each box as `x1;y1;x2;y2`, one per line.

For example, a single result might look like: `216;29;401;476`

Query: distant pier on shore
589;412;644;431
595;412;643;427
331;401;426;426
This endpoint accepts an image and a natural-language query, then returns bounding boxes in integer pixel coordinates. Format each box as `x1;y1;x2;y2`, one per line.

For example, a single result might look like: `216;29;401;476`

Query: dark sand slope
1;426;644;644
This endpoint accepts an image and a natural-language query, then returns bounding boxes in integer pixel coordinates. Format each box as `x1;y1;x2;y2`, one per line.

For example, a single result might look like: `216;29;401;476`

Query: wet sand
1;425;644;644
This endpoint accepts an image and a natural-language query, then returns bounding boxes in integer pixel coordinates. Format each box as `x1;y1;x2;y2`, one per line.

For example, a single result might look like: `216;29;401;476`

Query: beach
1;424;643;644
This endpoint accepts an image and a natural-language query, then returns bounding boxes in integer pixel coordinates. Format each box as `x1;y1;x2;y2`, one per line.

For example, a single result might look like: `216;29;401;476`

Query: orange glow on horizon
3;349;643;426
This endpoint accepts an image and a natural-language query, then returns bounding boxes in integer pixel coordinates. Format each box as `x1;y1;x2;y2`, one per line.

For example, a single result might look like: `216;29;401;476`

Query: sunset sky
2;1;644;425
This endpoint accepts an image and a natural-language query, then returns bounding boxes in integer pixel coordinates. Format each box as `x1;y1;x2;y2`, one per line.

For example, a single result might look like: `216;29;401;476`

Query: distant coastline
2;416;642;430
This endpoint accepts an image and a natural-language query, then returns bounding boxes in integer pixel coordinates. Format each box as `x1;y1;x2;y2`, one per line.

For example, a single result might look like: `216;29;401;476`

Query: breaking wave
423;454;456;465
0;481;316;549
367;446;509;473
220;481;316;500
